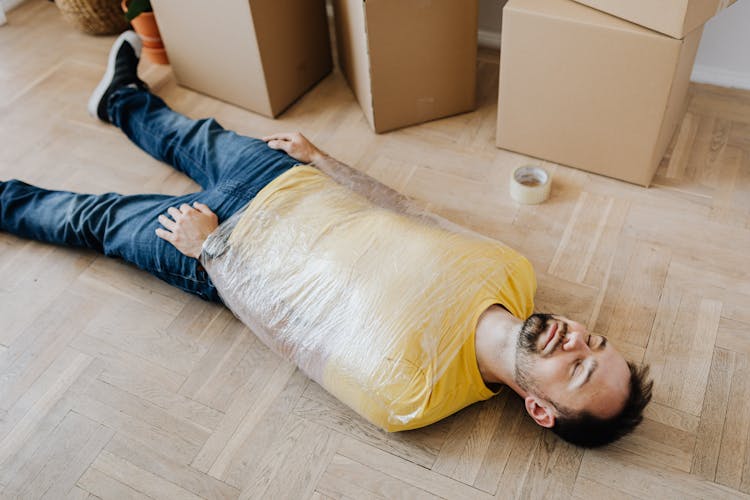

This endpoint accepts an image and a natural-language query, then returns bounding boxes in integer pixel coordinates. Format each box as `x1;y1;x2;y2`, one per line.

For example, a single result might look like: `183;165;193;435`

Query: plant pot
121;0;169;64
142;46;169;65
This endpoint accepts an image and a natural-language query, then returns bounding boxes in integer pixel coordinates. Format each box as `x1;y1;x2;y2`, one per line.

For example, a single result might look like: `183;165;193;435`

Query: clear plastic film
202;160;535;431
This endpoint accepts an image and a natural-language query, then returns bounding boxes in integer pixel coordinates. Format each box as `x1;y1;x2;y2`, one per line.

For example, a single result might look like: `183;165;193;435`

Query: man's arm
263;132;411;213
262;132;476;236
263;132;484;236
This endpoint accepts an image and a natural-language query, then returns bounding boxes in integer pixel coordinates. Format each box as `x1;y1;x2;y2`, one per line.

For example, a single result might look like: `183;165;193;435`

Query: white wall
478;0;750;90
692;0;750;89
1;0;25;12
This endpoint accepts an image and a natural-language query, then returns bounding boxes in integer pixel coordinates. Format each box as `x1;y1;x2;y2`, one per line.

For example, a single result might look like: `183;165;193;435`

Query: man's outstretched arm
263;132;476;236
263;132;412;214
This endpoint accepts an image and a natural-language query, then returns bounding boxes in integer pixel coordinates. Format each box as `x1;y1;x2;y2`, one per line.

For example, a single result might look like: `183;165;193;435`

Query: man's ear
524;395;556;428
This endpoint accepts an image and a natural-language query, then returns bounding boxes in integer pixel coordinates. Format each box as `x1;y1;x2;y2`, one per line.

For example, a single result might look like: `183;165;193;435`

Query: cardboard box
496;0;703;186
572;0;736;39
150;0;332;117
332;0;478;133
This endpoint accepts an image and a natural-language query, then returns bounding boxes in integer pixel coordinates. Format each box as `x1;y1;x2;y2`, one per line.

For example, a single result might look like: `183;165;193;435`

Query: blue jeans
0;88;297;302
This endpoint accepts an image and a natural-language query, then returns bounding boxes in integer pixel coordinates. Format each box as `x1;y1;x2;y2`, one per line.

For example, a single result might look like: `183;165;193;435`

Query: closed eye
571;360;582;379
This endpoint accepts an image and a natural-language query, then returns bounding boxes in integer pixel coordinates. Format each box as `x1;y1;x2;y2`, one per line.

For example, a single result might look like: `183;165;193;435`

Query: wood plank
336;437;493;500
716;353;750;491
90;450;204;500
432;393;506;485
237;416;341;500
579;447;747;499
317;454;440;500
293;382;447;470
692;348;734;480
597;241;671;347
104;434;240;500
0;351;92;468
0;410;112;499
77;466;151;500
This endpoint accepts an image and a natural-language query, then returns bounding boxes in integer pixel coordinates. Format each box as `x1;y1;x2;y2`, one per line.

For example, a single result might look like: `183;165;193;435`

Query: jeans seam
113;93;212;187
140;118;210;186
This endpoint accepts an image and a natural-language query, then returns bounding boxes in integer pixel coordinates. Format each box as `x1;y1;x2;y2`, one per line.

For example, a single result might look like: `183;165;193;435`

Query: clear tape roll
510;165;551;205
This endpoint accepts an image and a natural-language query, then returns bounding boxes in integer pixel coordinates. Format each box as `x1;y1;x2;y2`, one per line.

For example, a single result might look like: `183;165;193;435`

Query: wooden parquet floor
2;1;750;498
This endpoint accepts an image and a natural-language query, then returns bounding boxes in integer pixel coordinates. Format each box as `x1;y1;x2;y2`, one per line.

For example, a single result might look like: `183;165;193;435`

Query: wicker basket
55;0;129;35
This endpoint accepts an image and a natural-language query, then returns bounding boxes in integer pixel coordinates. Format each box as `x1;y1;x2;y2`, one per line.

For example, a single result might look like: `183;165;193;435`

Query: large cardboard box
332;0;478;133
572;0;736;39
496;0;703;186
150;0;332;117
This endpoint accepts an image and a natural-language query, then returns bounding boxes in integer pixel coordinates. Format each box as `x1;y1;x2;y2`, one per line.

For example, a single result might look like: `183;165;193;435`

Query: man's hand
156;202;219;259
262;132;325;164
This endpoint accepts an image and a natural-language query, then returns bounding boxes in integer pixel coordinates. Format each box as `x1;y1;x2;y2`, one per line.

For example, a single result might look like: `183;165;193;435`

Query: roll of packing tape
510;165;551;205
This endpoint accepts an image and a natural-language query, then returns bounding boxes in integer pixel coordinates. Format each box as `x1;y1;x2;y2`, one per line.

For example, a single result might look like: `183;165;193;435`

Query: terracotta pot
142;46;169;65
121;0;169;64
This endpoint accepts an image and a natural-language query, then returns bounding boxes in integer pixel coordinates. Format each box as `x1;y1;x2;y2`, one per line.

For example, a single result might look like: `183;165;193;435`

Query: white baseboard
478;28;501;50
690;64;750;90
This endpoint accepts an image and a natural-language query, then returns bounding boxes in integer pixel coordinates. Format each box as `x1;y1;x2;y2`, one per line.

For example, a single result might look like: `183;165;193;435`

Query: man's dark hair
551;362;653;448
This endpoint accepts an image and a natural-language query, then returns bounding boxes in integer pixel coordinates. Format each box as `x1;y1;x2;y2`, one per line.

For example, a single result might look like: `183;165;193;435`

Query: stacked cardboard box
572;0;737;39
332;0;478;133
150;0;332;118
496;0;736;186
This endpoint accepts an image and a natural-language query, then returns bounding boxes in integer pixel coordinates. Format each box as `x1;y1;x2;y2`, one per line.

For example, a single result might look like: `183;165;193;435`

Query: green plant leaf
124;0;152;22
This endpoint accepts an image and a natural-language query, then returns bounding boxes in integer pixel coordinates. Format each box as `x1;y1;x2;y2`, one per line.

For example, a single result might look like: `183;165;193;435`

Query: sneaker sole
87;31;143;121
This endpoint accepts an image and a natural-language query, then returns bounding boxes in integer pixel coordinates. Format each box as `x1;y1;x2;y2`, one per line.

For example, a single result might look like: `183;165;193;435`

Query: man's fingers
262;132;294;142
179;203;193;214
192;201;214;216
158;214;176;230
167;207;181;219
155;228;173;242
267;139;292;153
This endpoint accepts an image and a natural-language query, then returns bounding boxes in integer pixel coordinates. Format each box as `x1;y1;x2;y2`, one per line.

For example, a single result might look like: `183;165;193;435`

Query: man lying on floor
0;32;652;448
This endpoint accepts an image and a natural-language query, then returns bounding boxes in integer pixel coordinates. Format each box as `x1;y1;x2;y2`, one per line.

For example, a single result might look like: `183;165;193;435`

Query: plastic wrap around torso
202;166;536;431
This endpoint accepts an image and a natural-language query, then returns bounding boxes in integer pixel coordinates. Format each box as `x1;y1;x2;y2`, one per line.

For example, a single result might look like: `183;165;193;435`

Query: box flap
509;0;664;36
571;0;736;38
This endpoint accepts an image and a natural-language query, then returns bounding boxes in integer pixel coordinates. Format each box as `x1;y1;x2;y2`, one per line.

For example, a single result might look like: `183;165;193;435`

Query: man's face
515;314;630;419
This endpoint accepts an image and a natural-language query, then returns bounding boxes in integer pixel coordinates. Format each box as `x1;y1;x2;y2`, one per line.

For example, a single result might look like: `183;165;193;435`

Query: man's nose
562;330;588;351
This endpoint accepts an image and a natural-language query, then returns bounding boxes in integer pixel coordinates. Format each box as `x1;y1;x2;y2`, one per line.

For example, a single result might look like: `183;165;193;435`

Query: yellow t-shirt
212;165;536;431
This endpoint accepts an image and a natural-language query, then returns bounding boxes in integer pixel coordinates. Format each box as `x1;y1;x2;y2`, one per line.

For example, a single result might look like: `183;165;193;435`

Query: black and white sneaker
87;31;147;123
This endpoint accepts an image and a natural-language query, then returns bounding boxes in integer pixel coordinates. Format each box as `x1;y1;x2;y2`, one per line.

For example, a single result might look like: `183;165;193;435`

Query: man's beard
514;313;554;393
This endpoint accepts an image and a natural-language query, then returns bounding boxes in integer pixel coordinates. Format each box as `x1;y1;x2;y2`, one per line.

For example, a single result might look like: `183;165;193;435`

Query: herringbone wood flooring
2;1;750;498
